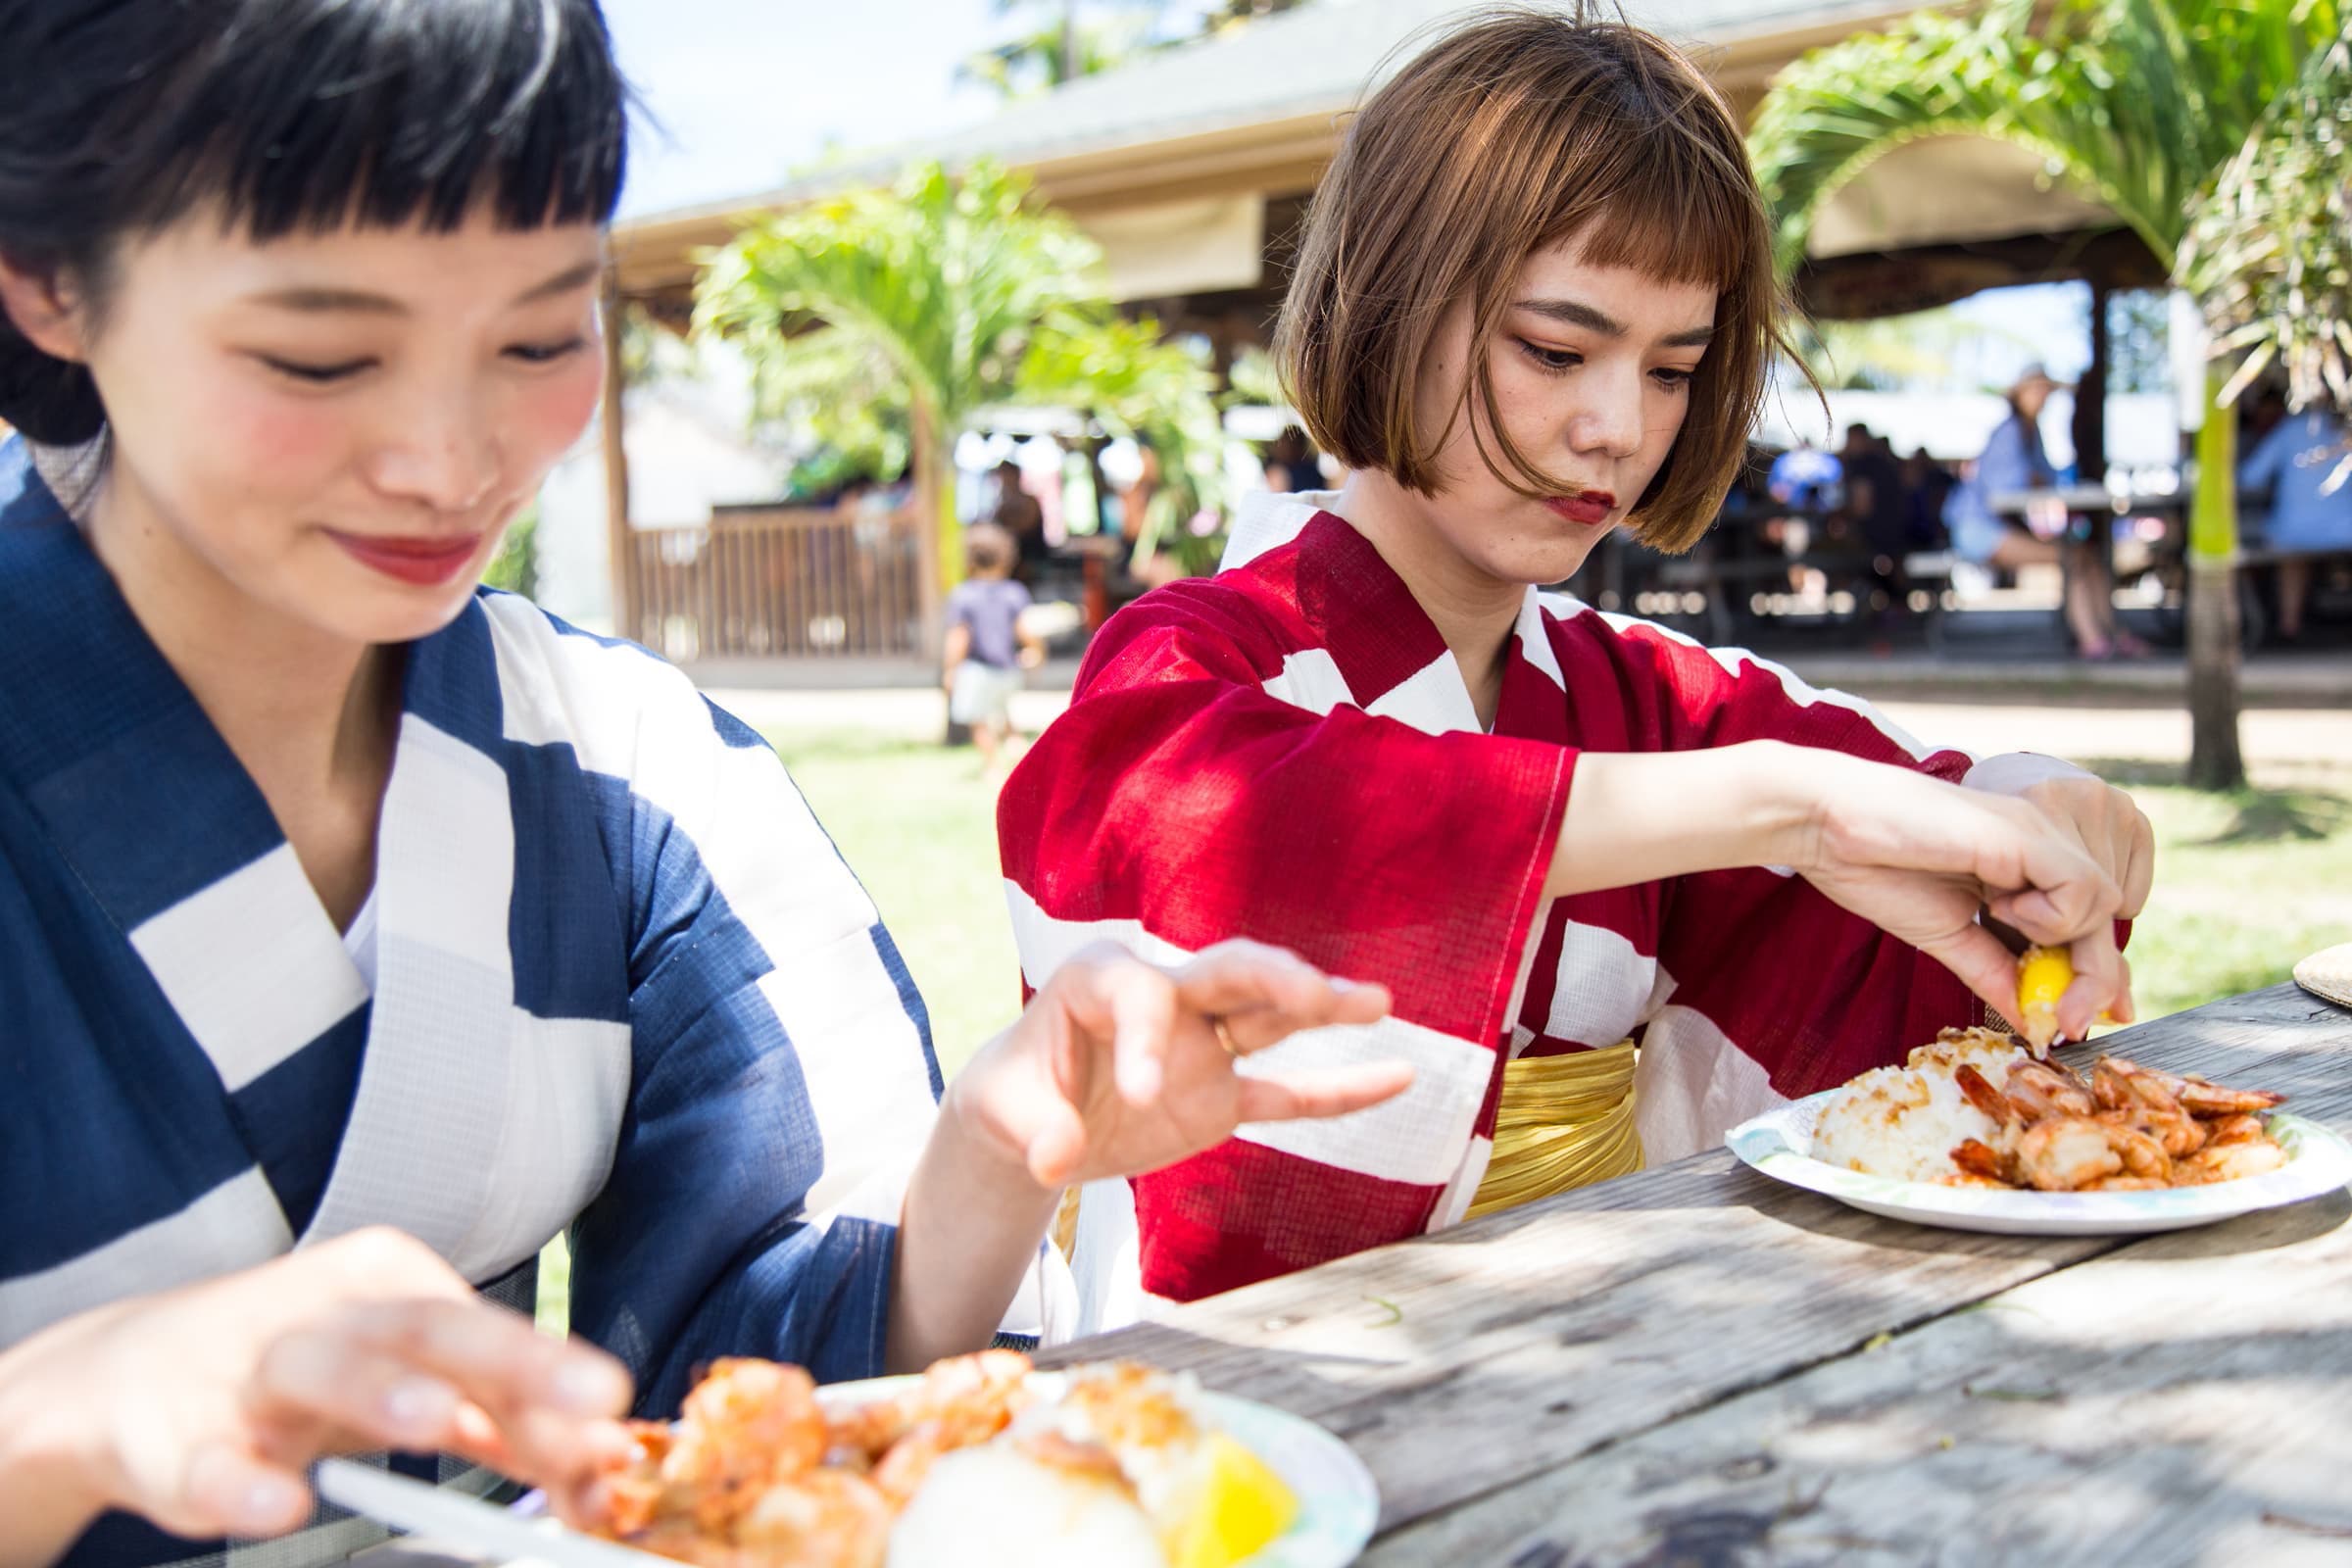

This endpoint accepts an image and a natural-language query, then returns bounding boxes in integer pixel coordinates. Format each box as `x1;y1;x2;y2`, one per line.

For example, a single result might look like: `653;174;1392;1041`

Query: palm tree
696;160;1106;637
2180;24;2352;432
1018;313;1232;573
959;0;1317;98
1750;0;2342;789
958;0;1161;99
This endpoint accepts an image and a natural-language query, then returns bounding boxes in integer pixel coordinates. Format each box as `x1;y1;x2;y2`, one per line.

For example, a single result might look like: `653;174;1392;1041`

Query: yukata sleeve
1601;620;2103;1156
998;587;1573;1301
1002;586;1573;1045
564;695;948;1414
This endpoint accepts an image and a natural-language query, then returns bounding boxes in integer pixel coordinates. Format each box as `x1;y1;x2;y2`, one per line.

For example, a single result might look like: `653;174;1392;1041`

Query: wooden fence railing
619;504;926;661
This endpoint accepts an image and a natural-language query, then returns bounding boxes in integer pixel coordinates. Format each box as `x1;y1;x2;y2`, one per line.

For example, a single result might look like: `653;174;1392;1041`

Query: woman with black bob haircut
0;4;1407;1564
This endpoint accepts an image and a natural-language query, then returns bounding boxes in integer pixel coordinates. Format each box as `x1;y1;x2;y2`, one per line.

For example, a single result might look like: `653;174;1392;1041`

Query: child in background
945;523;1045;773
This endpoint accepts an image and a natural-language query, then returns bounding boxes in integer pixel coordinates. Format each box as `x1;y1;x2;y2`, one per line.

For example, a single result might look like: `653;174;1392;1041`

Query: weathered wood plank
1375;1189;2352;1567
1040;986;2351;1540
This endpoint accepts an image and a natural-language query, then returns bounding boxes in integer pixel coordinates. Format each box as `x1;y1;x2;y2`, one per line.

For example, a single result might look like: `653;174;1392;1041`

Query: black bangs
122;0;626;240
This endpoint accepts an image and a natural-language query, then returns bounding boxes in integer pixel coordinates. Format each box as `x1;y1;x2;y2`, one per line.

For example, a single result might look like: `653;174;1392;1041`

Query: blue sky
605;1;1221;218
605;0;1004;217
601;1;2120;398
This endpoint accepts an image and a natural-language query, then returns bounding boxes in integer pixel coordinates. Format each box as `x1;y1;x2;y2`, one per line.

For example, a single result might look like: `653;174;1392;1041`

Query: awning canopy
1806;134;2124;261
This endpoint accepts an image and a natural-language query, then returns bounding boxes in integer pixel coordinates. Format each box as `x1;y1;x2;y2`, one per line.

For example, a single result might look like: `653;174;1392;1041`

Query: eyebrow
1513;296;1716;349
247;259;604;316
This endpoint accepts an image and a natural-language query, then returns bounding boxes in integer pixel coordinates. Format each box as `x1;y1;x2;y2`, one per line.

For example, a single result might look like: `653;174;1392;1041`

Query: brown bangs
1278;8;1803;554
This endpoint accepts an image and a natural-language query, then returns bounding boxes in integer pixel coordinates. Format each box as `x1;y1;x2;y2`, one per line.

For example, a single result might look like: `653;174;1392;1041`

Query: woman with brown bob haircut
998;9;2153;1323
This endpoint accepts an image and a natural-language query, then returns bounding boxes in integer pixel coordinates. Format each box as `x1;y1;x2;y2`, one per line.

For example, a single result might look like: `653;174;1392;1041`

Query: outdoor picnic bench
358;984;2348;1567
1038;981;2352;1564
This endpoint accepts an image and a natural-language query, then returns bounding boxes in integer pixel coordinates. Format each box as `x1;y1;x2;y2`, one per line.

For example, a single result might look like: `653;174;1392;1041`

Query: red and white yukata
999;492;2074;1327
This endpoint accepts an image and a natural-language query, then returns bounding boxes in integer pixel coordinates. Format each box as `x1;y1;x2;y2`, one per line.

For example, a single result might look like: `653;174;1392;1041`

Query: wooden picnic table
1038;981;2352;1565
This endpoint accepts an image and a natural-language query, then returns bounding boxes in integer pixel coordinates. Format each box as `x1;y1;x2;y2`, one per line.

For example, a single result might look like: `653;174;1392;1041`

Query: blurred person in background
1944;365;2146;660
2239;404;2352;645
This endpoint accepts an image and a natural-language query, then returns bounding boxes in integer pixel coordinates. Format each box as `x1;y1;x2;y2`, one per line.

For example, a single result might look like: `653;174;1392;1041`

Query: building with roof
566;0;2163;646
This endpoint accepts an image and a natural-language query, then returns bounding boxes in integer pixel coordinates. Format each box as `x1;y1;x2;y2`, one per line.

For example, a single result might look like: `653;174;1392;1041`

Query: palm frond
1750;0;2342;275
2181;22;2352;418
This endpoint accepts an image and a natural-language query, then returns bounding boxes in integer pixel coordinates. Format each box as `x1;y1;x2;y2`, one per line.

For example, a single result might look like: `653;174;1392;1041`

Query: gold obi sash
1465;1039;1642;1220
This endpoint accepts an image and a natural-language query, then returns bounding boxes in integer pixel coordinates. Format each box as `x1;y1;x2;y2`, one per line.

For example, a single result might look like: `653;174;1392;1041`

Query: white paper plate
821;1372;1379;1568
419;1370;1378;1568
1726;1091;2352;1235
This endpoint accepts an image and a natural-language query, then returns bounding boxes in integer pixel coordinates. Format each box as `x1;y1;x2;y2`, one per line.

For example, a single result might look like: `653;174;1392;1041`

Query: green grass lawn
772;729;2352;1056
537;730;2348;1334
2085;760;2352;1021
773;729;1025;1077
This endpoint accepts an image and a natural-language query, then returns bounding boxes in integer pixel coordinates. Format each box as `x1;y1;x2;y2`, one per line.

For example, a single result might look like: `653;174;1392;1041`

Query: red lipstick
1544;490;1617;526
328;530;484;586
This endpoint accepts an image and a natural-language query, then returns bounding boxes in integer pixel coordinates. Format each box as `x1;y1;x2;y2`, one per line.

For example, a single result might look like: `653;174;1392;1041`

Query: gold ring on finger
1212;1016;1241;1057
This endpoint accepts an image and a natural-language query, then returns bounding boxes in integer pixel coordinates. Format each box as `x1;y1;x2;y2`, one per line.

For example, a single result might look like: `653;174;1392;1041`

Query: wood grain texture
1040;986;2352;1551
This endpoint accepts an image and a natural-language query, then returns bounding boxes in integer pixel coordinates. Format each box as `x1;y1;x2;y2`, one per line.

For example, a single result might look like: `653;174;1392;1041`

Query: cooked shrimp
2103;1057;2286;1118
1953;1064;2021;1128
868;1420;954;1507
2006;1059;2098;1120
1951;1138;2023;1186
662;1359;829;1531
2204;1112;2271;1148
2015;1117;2123;1191
827;1348;1032;1459
581;1421;676;1539
735;1469;893;1568
2178;1139;2290;1184
2091;1059;2207;1158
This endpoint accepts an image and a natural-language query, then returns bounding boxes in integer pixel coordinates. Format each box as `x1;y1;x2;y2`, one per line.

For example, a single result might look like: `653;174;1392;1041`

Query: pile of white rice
1809;1028;2032;1182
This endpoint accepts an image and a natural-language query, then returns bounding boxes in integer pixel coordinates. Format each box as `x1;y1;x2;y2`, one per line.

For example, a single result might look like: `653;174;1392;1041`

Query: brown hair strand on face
1275;6;1806;554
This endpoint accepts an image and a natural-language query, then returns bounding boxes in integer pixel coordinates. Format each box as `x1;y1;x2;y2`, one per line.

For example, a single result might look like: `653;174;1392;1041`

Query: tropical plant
959;0;1317;98
959;0;1160;98
740;322;913;493
699;158;1238;615
2180;24;2352;435
697;159;1106;608
1020;314;1231;571
1750;0;2343;789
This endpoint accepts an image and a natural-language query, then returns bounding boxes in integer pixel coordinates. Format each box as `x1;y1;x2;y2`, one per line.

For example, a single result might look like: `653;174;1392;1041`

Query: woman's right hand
0;1228;632;1562
1780;745;2130;1034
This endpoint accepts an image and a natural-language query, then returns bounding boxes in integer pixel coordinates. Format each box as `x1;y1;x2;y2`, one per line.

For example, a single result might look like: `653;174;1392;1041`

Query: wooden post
2073;279;2108;479
910;397;946;661
600;276;638;644
2186;368;2245;791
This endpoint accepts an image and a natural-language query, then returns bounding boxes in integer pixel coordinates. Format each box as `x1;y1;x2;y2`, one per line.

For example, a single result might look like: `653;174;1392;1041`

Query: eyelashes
261;355;372;384
257;336;590;385
507;336;591;366
1512;338;1695;390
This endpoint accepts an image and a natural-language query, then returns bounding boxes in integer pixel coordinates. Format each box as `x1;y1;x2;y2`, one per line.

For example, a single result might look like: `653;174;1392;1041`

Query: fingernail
383;1377;449;1434
242;1476;302;1528
555;1357;626;1414
1329;977;1357;993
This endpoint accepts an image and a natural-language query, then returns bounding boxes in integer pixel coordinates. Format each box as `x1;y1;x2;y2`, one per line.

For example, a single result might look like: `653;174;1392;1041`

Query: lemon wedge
2015;945;2073;1052
1166;1434;1298;1568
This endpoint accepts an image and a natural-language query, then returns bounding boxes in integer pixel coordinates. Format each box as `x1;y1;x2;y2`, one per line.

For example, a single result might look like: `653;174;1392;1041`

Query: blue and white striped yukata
0;438;1061;1568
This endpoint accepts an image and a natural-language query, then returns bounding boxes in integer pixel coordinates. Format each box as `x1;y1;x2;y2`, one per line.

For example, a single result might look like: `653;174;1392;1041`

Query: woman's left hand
1984;768;2154;1037
2004;772;2156;920
943;940;1409;1189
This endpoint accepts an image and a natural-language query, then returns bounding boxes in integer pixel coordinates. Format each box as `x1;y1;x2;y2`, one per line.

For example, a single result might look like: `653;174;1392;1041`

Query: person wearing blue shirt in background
1944;365;2146;661
2238;407;2352;644
1766;438;1841;511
